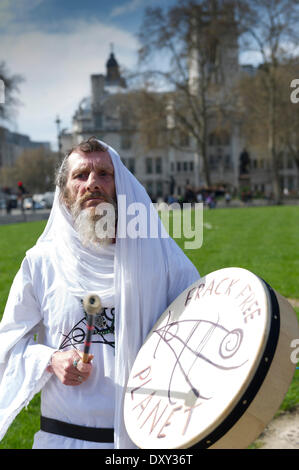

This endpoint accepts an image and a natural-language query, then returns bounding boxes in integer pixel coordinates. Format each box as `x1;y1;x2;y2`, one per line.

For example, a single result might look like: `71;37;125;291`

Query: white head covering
29;141;200;448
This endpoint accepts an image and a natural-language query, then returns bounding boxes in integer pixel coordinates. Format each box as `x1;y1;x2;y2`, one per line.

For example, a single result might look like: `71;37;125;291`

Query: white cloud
1;19;139;148
110;0;144;18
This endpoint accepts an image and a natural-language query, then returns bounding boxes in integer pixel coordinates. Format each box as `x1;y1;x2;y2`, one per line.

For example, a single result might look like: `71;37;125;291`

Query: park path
254;405;299;449
288;298;299;308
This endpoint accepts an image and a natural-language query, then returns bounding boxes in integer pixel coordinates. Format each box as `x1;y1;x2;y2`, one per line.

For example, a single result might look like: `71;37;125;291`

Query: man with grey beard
57;139;118;250
0;137;200;449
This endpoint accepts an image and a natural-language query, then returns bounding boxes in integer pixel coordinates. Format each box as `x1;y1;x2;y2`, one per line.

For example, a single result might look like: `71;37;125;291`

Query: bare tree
237;58;299;188
0;62;24;123
277;59;299;174
137;0;239;187
236;0;299;202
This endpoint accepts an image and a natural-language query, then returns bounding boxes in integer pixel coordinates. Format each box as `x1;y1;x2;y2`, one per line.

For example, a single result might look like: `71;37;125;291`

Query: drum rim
189;278;280;449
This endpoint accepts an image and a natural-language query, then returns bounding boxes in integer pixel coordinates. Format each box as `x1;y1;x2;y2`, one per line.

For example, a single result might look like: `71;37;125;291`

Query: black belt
40;416;114;443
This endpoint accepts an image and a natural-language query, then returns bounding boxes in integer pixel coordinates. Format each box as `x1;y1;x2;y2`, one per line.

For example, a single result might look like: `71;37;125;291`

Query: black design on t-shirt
59;307;115;350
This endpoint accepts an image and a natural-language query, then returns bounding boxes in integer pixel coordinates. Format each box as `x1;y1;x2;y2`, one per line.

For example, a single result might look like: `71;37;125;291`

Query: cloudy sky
1;0;180;149
1;0;269;150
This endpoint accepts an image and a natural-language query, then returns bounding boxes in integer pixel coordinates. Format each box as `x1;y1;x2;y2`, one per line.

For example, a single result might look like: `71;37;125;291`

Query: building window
183;161;188;171
156;157;162;174
122;157;135;174
146;158;153;174
189;161;194;171
224;154;232;170
177;162;181;172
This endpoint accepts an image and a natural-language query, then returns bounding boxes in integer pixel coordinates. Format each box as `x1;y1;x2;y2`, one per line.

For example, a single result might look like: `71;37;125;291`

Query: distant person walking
17;181;28;213
225;192;231;205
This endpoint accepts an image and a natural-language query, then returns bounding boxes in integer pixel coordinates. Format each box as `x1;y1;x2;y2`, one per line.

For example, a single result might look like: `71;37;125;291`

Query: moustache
79;191;115;206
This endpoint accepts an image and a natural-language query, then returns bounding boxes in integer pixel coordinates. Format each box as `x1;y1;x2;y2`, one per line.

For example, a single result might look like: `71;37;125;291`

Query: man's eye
75;173;87;179
101;170;114;178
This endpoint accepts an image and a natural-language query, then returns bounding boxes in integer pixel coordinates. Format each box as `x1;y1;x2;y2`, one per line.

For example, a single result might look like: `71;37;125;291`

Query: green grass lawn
182;204;299;299
0;205;298;448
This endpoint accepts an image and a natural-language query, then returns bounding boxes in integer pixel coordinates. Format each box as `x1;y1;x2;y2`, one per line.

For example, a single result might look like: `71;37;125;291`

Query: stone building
61;41;248;201
60;43;297;201
60;50;174;200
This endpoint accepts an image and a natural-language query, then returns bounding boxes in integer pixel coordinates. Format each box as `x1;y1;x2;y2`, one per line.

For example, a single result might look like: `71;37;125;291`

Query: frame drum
124;267;299;449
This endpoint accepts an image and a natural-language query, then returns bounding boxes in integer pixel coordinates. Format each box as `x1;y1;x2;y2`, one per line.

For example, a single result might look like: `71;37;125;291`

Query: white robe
0;142;200;448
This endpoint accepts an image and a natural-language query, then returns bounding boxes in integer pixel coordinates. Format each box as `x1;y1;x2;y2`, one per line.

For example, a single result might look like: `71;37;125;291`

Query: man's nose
86;172;101;192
